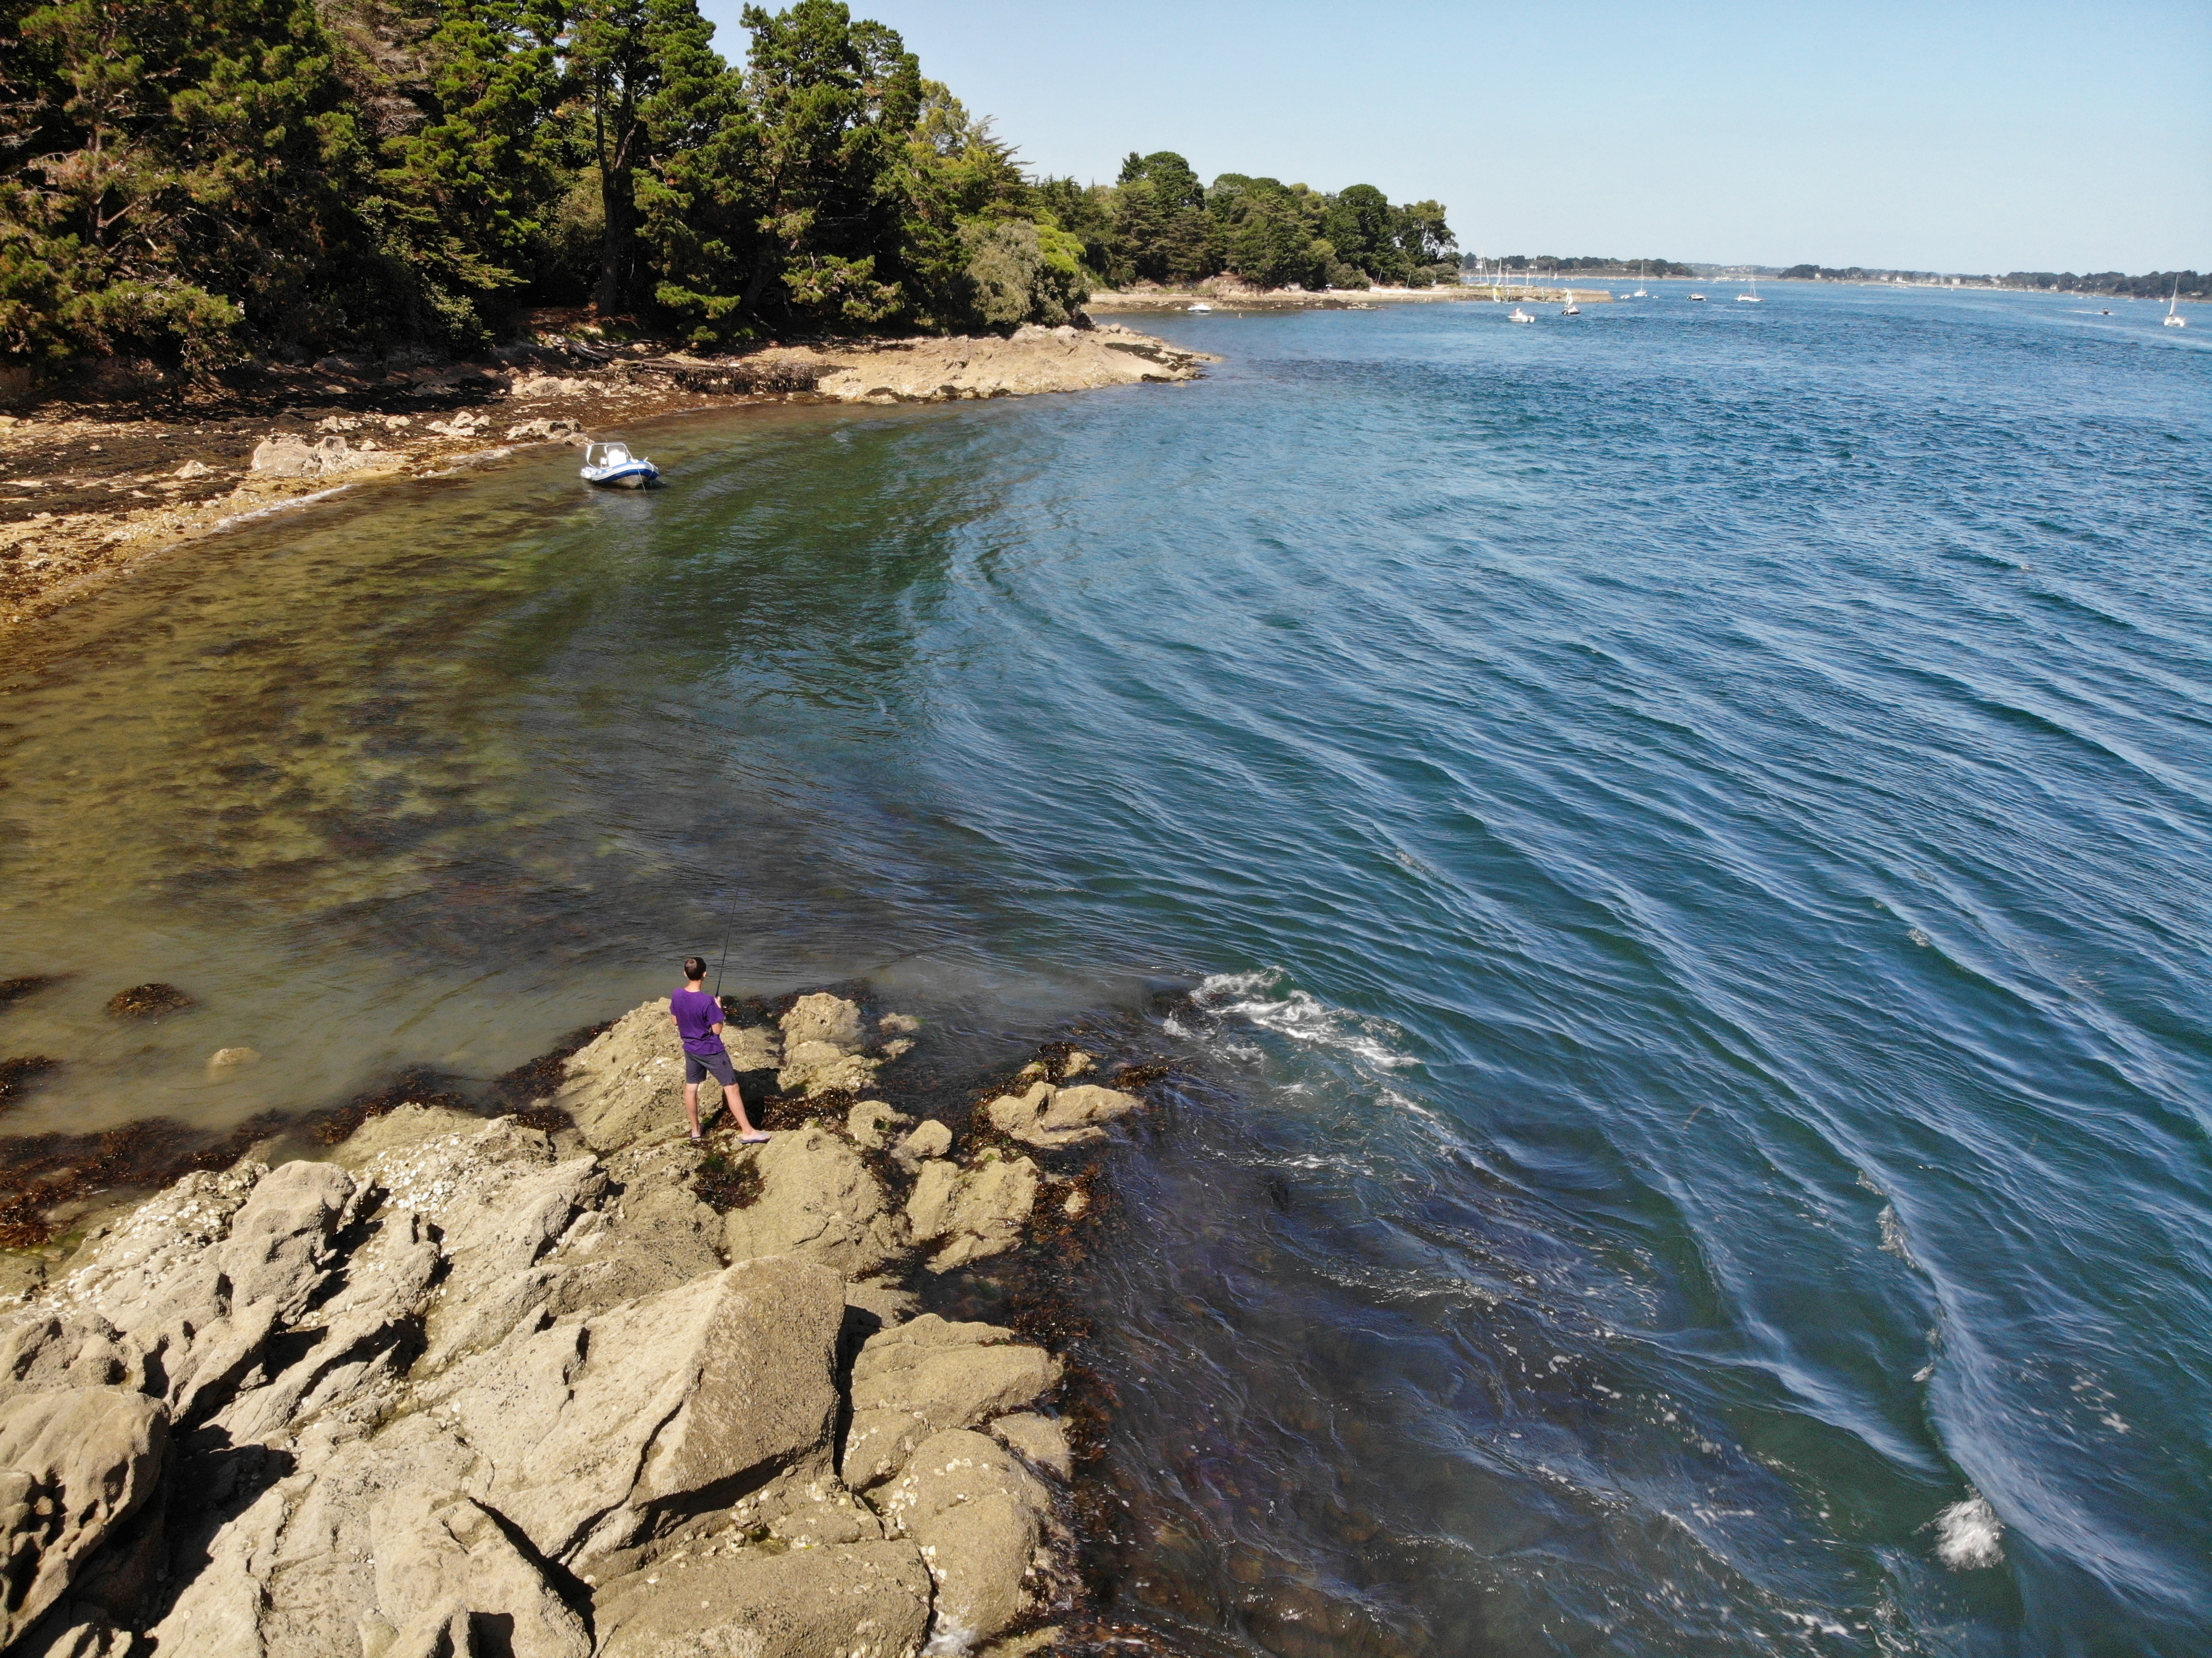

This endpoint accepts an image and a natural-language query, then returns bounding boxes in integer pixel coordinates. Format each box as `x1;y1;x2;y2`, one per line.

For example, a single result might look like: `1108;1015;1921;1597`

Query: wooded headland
1;0;1457;407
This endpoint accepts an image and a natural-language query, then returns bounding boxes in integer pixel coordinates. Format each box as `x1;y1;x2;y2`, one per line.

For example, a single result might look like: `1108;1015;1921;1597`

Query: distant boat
1188;302;1213;313
1690;292;1707;302
1632;261;1648;298
580;440;658;489
2100;308;2112;315
1561;298;1580;315
2165;279;2187;328
1510;307;1535;323
1736;274;1763;303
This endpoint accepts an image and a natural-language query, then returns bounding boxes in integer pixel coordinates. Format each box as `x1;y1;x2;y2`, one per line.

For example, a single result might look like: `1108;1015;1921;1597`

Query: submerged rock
101;983;189;1018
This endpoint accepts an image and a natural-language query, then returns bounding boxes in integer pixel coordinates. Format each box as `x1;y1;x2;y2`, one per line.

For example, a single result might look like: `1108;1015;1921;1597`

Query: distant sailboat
1510;307;1535;323
1561;298;1580;315
1632;261;1648;298
1736;273;1762;303
2165;279;2188;328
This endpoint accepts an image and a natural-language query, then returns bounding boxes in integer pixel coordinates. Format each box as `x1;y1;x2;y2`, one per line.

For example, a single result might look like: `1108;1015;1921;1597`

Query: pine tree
0;0;368;370
363;0;563;344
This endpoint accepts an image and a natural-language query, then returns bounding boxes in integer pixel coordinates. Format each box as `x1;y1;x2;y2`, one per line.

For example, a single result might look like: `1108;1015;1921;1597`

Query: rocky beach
0;987;1155;1657
0;321;1215;639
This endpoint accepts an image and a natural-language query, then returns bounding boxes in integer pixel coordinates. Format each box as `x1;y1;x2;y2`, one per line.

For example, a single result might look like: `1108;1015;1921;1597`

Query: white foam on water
1190;968;1418;1071
1933;1492;2005;1570
1878;1204;1920;1266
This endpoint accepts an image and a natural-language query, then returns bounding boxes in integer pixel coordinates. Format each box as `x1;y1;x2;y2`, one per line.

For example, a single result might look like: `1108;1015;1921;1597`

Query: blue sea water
1;282;2206;1654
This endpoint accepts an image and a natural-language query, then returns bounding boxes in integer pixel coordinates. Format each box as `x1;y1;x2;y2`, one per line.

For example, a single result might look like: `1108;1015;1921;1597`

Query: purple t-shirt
671;989;727;1056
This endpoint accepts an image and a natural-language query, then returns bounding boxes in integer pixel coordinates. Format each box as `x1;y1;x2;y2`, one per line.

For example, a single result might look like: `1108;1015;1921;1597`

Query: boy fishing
670;956;771;1145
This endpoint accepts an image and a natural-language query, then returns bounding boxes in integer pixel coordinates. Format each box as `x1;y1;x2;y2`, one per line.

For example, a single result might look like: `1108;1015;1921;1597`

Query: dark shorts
684;1049;735;1086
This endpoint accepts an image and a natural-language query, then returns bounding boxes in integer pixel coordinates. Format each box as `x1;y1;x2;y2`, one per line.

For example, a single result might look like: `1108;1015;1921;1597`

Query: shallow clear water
2;284;2208;1654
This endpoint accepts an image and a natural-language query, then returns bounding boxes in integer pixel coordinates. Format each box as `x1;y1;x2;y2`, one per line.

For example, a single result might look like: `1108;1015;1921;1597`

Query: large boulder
0;1387;167;1648
849;1317;1060;1438
905;1154;1039;1271
982;1081;1142;1149
416;1254;846;1574
591;1539;932;1658
780;993;865;1052
776;995;885;1096
720;1124;903;1278
877;1429;1053;1650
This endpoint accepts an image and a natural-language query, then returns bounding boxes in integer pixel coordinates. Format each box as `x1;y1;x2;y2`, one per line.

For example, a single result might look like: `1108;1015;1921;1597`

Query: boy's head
683;956;708;984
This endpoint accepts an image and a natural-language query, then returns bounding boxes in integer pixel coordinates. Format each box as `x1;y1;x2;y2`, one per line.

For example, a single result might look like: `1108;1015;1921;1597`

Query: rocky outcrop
0;995;1117;1657
881;1430;1054;1649
553;1000;782;1150
906;1153;1041;1271
719;1124;904;1278
983;1080;1144;1149
247;432;400;478
0;1386;166;1647
815;325;1216;404
776;993;889;1097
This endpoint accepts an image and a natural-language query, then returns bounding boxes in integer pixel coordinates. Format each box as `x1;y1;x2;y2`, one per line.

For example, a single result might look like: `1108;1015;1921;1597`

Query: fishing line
711;884;741;999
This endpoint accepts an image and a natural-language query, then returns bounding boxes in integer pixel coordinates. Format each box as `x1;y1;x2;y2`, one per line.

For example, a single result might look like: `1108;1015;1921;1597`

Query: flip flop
739;1132;771;1144
688;1131;707;1144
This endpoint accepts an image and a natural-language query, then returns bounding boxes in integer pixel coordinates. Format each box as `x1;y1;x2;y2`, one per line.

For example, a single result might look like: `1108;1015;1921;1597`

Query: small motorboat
580;440;659;489
1690;292;1708;302
1510;307;1535;323
1188;302;1213;313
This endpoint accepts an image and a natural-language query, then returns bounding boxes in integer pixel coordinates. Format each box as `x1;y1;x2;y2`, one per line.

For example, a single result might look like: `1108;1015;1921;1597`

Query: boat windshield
596;444;632;467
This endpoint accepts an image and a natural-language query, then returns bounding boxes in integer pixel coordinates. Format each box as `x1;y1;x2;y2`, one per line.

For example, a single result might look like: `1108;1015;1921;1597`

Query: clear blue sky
696;0;2210;273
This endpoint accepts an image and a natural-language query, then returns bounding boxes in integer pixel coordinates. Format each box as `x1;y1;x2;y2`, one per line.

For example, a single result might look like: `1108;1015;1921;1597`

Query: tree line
1463;255;1694;278
1777;265;2205;299
0;4;1459;387
1045;151;1458;292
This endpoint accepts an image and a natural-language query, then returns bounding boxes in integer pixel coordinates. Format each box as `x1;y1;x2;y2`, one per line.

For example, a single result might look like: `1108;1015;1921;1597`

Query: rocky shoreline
0;988;1157;1657
0;322;1216;640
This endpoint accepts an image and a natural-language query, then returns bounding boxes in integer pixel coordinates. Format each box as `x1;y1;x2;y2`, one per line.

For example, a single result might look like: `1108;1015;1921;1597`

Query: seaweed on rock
103;982;193;1018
